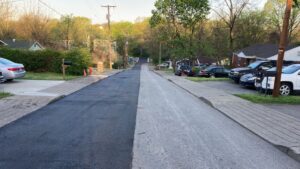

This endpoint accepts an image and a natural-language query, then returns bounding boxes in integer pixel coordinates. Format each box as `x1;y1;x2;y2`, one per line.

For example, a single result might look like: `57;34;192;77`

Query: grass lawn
162;69;174;74
187;77;230;82
235;94;300;105
24;72;80;81
0;92;12;100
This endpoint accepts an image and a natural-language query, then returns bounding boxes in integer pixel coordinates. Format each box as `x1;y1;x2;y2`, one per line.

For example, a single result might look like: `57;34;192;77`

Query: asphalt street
0;65;140;169
0;63;299;169
132;64;300;169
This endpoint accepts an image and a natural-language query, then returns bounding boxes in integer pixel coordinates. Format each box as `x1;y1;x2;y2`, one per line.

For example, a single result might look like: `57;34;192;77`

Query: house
0;39;44;51
232;44;295;68
268;46;300;63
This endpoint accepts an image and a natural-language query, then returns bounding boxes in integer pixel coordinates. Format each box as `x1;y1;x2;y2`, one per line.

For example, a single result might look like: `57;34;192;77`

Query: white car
261;64;300;96
0;58;26;81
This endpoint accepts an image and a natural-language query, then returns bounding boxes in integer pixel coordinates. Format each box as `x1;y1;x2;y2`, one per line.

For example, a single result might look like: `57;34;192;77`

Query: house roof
0;39;43;49
197;56;216;63
268;46;300;62
234;44;295;59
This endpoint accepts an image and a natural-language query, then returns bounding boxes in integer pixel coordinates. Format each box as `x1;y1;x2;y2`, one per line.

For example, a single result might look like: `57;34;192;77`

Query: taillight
7;67;23;71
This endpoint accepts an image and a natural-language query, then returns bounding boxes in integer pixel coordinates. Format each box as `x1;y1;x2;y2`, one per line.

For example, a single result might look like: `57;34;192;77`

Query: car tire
6;79;13;82
280;83;292;96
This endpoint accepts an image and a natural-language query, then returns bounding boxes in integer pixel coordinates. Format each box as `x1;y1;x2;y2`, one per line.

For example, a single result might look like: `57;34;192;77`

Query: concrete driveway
0;79;64;96
198;80;300;120
199;80;257;95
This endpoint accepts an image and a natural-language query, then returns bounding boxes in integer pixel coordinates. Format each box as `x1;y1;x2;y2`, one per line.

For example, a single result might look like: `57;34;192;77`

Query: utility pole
159;42;162;70
273;0;292;97
102;5;116;69
124;41;129;68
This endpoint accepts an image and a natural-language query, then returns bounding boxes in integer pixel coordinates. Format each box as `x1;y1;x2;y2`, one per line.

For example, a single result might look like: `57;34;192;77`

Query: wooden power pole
273;0;292;97
102;5;116;69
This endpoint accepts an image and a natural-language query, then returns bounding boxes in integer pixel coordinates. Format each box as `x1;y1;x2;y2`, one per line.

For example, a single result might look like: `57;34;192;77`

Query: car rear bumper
4;71;26;80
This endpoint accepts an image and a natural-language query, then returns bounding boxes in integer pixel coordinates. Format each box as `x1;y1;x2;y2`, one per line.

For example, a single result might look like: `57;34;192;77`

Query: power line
38;0;63;16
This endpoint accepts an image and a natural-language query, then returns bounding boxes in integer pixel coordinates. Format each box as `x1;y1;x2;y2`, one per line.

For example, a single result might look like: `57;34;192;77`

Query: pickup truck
261;64;300;96
229;61;275;83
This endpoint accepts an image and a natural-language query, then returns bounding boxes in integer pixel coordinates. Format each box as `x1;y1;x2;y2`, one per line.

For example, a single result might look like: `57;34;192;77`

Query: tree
264;0;300;42
213;0;250;60
150;0;210;67
235;10;268;48
0;0;15;38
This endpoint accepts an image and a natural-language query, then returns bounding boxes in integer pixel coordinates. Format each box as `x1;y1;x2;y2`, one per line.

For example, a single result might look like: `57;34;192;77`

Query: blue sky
15;0;267;24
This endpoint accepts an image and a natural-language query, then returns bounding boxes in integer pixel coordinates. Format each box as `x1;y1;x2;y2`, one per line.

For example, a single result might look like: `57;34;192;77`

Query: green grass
187;77;230;82
23;72;80;81
163;69;174;74
235;94;300;105
0;92;12;99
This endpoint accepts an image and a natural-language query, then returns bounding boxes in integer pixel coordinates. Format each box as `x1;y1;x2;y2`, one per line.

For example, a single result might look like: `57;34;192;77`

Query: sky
38;0;157;24
14;0;268;24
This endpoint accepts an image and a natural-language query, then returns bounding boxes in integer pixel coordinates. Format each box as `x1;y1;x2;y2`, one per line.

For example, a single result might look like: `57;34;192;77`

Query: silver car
0;58;26;81
0;70;4;82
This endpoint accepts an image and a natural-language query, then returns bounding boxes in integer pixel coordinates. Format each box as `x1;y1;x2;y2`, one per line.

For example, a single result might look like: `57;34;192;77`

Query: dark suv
229;61;275;83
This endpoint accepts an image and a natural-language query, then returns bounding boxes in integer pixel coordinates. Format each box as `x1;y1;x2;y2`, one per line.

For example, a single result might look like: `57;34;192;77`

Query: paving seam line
152;70;300;162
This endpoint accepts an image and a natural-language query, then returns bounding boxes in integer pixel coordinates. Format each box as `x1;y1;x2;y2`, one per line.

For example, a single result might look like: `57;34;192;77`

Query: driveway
199;80;257;95
0;80;64;96
194;79;300;120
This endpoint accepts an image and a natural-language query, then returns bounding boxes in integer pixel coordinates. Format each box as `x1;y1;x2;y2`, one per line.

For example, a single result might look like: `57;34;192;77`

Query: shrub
64;48;92;75
112;60;123;69
0;47;92;75
0;48;63;73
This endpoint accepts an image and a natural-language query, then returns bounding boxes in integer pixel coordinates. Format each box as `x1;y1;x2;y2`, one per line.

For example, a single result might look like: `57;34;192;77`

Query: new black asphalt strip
0;65;141;169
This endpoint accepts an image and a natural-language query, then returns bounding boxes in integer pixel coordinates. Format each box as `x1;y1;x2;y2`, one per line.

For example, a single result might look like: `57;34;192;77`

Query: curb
153;70;300;162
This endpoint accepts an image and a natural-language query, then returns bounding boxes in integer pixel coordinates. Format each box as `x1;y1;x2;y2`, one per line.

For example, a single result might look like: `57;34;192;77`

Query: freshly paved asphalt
0;65;140;169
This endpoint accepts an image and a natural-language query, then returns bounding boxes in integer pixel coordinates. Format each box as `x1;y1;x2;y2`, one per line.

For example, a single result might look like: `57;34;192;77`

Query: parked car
198;66;230;78
229;61;275;83
175;65;194;76
254;67;283;90
261;64;300;96
239;73;257;88
158;61;172;69
0;58;26;81
0;70;4;82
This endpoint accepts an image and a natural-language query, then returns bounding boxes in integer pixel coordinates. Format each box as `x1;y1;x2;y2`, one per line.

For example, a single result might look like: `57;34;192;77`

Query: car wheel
280;83;292;96
6;79;13;82
211;74;216;78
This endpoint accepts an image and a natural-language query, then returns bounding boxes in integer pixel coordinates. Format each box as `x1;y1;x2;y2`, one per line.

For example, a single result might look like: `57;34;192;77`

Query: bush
112;60;124;69
0;47;92;75
64;48;92;75
0;48;63;73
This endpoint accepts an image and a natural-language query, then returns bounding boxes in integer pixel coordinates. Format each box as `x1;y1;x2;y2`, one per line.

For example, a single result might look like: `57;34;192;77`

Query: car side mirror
298;72;300;75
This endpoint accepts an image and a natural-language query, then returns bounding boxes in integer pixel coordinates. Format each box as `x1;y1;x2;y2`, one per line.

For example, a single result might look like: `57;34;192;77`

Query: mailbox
63;60;73;66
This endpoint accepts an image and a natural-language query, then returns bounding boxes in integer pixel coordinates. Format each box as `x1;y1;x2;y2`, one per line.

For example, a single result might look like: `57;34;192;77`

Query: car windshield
248;62;263;69
0;58;15;65
282;65;300;74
